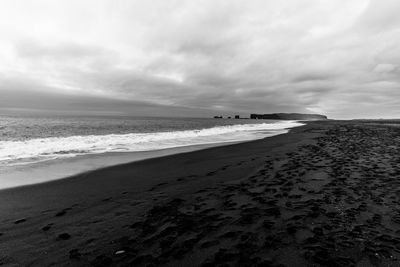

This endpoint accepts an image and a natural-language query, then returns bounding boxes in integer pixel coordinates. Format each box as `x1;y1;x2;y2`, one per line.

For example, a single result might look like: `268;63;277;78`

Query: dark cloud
1;0;400;118
0;77;218;117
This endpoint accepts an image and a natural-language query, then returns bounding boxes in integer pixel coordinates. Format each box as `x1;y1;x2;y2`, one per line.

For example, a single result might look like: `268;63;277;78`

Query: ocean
0;114;303;188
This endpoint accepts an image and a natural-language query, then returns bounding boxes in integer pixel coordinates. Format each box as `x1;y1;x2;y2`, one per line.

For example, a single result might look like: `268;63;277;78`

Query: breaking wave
0;121;303;166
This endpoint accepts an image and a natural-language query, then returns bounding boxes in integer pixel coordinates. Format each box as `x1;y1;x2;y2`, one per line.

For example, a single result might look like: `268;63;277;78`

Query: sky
1;0;400;119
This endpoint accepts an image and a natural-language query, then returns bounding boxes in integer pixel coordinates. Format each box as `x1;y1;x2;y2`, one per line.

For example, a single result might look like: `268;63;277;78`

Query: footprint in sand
14;218;27;224
206;171;217;176
42;223;53;231
55;207;72;217
57;233;71;240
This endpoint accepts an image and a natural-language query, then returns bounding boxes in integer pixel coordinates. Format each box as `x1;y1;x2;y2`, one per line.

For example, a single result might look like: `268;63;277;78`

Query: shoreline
0;127;296;190
0;140;243;190
0;127;296;194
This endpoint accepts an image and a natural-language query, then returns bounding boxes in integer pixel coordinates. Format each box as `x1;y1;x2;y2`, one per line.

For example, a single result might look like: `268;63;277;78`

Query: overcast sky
1;0;400;118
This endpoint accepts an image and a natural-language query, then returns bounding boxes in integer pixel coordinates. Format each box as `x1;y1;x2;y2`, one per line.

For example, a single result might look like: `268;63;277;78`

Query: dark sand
1;120;400;266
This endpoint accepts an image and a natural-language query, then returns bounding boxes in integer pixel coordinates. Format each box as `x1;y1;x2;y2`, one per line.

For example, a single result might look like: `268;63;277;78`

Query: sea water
0;114;303;189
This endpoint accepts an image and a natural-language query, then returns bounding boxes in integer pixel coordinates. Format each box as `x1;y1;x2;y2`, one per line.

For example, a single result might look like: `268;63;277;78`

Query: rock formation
250;113;327;120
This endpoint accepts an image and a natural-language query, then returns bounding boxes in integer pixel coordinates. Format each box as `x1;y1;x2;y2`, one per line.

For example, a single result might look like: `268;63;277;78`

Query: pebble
115;250;125;255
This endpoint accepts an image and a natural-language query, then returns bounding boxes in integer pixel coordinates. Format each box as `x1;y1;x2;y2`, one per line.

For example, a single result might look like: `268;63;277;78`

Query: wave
0;121;303;166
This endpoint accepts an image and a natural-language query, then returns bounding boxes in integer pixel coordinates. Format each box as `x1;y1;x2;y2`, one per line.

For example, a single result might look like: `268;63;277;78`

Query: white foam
0;121;303;167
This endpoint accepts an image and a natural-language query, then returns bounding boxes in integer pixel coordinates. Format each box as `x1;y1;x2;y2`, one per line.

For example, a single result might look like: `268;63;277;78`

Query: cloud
1;0;400;118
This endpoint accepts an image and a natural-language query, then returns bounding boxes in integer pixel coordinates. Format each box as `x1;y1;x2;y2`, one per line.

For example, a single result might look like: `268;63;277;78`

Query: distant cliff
250;113;328;120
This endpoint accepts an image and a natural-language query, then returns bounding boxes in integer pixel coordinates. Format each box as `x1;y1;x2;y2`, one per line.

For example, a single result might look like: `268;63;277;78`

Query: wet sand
0;140;246;189
1;120;400;266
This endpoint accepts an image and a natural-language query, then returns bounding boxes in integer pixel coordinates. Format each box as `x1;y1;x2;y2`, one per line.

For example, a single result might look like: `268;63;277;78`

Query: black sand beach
1;120;400;266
